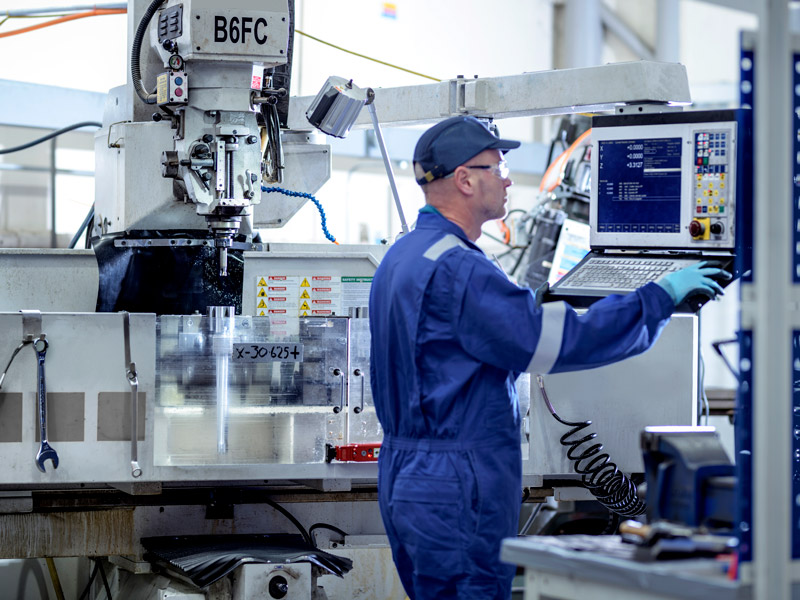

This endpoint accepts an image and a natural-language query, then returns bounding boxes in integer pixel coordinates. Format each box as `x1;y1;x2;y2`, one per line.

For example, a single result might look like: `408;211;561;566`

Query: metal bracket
20;310;42;342
615;102;684;115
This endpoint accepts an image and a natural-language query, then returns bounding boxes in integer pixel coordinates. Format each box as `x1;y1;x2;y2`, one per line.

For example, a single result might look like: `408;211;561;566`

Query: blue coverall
369;208;675;599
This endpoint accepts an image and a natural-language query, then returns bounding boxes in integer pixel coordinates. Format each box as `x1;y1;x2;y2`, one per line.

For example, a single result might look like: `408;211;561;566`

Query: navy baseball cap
413;116;520;185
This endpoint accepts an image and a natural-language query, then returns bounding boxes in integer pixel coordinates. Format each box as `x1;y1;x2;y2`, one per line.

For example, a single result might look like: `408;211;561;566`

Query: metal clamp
332;368;345;414
123;312;142;478
353;368;365;414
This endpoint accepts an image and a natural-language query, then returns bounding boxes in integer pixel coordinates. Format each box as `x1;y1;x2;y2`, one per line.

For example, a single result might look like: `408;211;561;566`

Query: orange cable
497;219;511;245
539;128;592;193
0;9;125;39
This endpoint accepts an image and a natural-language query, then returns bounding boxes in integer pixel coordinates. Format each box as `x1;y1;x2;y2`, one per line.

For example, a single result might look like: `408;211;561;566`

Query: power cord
0;121;102;155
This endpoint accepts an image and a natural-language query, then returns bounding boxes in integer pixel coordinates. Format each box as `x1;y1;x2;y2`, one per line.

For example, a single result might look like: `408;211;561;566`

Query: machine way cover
141;533;353;588
93;231;246;315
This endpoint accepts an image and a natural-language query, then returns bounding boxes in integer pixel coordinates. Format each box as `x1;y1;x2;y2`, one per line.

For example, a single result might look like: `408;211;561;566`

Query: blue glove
655;261;732;306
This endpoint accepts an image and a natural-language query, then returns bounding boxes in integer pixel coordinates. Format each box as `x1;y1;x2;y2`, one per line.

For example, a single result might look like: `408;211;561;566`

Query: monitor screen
596;137;682;234
589;113;738;251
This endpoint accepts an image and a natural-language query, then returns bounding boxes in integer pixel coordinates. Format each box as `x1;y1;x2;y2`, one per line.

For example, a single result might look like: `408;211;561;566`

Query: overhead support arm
287;61;691;130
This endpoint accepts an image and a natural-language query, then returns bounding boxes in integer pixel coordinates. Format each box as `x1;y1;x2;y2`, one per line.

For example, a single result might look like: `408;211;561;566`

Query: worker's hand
655;261;732;306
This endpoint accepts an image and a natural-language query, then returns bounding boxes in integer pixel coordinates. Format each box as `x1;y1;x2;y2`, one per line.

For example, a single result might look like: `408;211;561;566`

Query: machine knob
710;221;724;235
268;575;289;598
193;143;211;158
202;134;214;143
689;220;705;237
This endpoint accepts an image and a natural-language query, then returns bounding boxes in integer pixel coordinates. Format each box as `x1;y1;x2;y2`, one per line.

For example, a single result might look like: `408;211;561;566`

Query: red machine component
325;443;381;462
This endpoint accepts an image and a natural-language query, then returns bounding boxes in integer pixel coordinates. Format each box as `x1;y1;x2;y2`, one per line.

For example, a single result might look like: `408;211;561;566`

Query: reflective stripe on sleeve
526;301;567;374
423;234;467;261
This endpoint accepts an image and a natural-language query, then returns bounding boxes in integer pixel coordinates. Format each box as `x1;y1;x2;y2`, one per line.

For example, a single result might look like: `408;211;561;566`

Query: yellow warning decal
300;289;310;299
301;278;310;287
258;310;266;316
258;299;267;309
258;277;267;286
258;288;267;297
300;301;310;310
300;311;309;317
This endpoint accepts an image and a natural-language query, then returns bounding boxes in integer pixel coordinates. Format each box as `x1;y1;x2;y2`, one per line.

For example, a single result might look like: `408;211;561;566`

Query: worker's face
462;149;513;222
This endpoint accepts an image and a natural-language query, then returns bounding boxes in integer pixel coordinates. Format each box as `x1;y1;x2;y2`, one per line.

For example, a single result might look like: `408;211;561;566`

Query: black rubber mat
141;533;353;588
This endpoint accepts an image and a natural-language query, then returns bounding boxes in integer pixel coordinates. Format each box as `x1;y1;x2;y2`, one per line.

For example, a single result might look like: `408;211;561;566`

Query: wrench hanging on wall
34;336;58;473
123;312;143;478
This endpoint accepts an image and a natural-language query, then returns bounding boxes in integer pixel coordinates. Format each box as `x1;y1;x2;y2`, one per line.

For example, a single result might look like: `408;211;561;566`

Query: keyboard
553;256;701;294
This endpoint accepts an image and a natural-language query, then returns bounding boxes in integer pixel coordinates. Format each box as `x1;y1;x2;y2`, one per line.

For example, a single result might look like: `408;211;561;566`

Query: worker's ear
451;165;475;196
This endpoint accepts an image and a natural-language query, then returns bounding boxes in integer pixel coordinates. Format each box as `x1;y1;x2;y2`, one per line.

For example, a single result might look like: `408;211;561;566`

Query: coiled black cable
536;375;646;518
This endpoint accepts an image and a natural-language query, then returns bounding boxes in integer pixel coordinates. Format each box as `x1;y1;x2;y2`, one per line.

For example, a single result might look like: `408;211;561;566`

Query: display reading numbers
232;343;304;362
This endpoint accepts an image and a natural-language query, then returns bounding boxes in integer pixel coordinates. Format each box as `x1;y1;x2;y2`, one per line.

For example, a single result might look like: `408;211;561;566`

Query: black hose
96;559;112;600
77;560;99;600
264;498;313;546
0;122;102;155
131;0;166;104
69;204;95;249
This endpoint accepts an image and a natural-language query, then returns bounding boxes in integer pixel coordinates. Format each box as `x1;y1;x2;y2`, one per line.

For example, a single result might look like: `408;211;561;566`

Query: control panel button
689;220;705;237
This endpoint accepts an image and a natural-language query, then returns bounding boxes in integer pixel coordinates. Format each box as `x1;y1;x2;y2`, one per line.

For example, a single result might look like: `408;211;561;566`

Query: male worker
368;115;729;599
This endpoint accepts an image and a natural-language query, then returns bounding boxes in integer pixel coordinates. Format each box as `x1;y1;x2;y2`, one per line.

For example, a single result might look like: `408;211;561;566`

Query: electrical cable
0;121;102;155
95;558;112;600
1;4;125;18
45;558;66;600
69;204;95;249
262;101;284;183
519;502;544;536
536;374;646;518
131;0;166;104
0;8;124;39
295;29;440;82
262;186;338;244
497;220;511;245
538;129;592;194
77;560;99;600
711;338;739;379
700;352;710;426
263;498;313;546
479;228;510;246
0;339;32;390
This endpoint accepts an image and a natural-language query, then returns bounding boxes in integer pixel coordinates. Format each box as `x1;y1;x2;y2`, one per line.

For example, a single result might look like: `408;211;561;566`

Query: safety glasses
465;160;510;179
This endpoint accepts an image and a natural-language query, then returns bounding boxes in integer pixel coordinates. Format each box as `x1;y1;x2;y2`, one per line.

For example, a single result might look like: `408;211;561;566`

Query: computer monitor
589;110;741;252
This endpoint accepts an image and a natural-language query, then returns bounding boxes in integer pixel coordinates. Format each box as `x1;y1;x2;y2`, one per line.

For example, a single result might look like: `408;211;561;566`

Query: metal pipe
208;306;234;455
564;0;603;68
752;1;792;598
366;99;408;235
655;0;680;63
49;138;56;248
